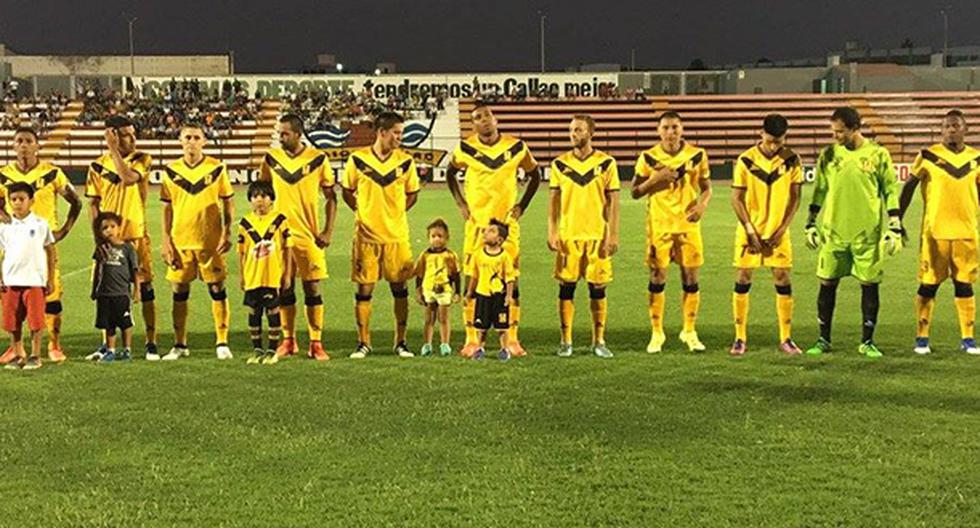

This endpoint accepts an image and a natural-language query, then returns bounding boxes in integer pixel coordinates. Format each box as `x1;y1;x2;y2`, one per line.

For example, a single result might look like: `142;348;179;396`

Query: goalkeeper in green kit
804;107;903;358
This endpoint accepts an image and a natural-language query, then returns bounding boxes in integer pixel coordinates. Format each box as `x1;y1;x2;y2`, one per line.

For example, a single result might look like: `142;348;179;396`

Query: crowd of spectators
281;85;444;132
1;81;70;134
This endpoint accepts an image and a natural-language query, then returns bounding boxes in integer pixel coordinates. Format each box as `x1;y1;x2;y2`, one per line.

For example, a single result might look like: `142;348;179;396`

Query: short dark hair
13;126;38;140
247;180;275;201
427;217;449;234
945;109;966;123
374;111;404;132
488;218;509;241
94;211;123;242
105;115;135;130
658;111;682;123
762;114;789;137
279;113;305;134
6;181;35;199
472;101;492;113
572;114;596;134
831;107;861;130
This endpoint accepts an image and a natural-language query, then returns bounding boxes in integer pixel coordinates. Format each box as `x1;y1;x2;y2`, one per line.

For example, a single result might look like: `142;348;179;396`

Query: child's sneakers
23;357;42;370
439;343;452;356
162;346;189;361
0;346;17;365
420;343;433;357
472;347;485;360
4;357;24;370
247;349;265;364
498;348;510;361
86;345;107;361
99;350;116;363
117;348;132;361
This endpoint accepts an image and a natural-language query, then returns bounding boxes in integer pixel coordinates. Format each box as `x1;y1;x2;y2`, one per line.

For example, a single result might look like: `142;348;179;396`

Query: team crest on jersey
252;240;275;260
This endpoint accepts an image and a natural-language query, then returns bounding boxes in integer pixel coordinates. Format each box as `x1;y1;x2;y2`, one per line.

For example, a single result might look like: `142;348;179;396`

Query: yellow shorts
423;288;454;306
554;239;612;284
919;236;978;284
291;239;328;281
463;219;520;277
733;232;792;269
166;247;228;284
351;235;414;285
46;245;62;303
130;235;154;282
645;229;704;269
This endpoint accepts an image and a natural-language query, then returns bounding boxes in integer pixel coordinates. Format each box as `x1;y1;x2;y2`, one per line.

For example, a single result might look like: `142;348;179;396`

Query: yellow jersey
549;149;620;240
633;142;710;235
341;147;420;243
85;151;153;240
415;248;461;293
452;134;537;226
237;211;291;290
473;247;515;296
261;146;333;245
160;156;234;250
0;161;72;229
911;144;980;240
732;145;803;238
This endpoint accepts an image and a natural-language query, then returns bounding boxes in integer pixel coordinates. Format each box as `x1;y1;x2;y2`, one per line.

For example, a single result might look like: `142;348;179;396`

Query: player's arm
257;157;272;182
44;242;56;294
54;183;83;242
340;157;358;212
318;184;337;248
899;153;927;221
218;197;234;254
769;183;802;248
105;130;142;186
85;165;102;224
547;187;561;252
512;165;541;219
129;246;141;302
282;230;294;291
807;148;832;226
405;159;421;211
686;173;712;222
465;265;478;299
445;158;470;220
161;199;178;268
603;189;621;256
414;257;426;304
630;156;675;199
504;278;515;307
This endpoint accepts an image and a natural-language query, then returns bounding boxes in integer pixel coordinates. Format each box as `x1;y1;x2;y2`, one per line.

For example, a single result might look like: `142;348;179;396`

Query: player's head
657;111;683;148
760;113;788;153
6;181;35;216
485;218;509;246
94;211;123;244
830;107;862;148
472;102;498;138
179;123;207;157
942;109;967;147
12;126;39;160
374;111;404;151
569;114;595;149
247;180;275;215
427;217;449;249
278;114;305;151
105;115;137;155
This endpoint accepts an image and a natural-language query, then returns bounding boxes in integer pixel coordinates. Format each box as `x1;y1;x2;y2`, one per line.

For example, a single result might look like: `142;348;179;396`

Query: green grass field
2;182;979;527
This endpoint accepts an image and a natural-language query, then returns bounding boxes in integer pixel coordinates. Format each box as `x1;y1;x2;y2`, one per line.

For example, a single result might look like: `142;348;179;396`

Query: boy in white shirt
0;182;56;370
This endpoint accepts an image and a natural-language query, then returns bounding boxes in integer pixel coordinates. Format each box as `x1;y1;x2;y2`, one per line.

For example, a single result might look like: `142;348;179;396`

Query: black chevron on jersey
266;152;326;184
90;163;122;185
459;140;525;170
240;213;288;244
740;157;787;185
554;158;612;186
353;156;411;187
1;169;59;191
920;149;980;179
165;165;224;194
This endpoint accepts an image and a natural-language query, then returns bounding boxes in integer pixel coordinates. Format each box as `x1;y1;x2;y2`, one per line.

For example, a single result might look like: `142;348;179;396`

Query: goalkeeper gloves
804;221;821;250
883;216;905;256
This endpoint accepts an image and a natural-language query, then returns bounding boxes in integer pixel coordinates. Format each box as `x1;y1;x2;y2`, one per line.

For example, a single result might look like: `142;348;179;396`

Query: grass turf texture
2;182;979;527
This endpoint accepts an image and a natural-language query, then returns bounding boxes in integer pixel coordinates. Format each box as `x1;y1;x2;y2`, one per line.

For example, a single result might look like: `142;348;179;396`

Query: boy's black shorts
473;292;509;330
95;295;133;332
244;288;280;310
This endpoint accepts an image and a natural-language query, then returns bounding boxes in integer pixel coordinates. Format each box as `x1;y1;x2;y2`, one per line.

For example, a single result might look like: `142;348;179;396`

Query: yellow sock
281;304;297;340
507;303;521;343
590;298;607;345
173;300;189;345
915;294;936;338
682;287;700;333
355;296;373;345
45;313;61;349
648;284;665;334
776;291;794;343
305;303;324;341
733;290;749;342
211;298;230;344
141;300;157;345
955;295;975;339
463;297;477;345
559;299;575;344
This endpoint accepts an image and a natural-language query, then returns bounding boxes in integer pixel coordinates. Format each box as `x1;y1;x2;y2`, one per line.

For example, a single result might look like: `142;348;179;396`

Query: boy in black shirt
88;212;139;362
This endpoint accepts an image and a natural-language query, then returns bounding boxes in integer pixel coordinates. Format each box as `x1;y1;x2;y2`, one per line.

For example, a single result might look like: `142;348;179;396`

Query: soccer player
160;123;235;360
258;114;335;361
0;126;82;363
85;115;159;360
446;102;541;357
547;114;620;358
631;112;712;353
729;114;804;356
898;109;980;355
340;111;420;359
804;107;902;358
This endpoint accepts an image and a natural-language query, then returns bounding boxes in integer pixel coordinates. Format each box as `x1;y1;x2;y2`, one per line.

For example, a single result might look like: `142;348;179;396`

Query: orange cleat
459;342;480;359
0;346;17;365
275;337;298;358
307;341;330;361
47;346;67;364
509;340;527;357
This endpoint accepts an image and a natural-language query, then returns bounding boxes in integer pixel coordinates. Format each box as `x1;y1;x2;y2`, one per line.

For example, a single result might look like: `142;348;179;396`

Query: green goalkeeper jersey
810;140;899;241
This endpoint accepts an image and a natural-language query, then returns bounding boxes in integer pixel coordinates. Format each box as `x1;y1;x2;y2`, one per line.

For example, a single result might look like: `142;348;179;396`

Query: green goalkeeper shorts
816;234;883;283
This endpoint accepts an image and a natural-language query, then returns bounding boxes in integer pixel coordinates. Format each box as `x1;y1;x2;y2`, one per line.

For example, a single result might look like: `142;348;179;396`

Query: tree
687;58;707;71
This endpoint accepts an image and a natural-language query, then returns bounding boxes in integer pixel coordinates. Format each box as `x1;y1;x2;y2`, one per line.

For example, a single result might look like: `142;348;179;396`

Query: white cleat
646;332;666;354
679;330;706;353
216;345;233;360
162;346;189;361
913;337;931;355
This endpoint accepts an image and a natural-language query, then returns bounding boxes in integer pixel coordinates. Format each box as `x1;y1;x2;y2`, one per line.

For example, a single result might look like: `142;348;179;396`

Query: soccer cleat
780;339;803;356
498;348;511;361
86;345;107;361
459;342;480;359
805;338;831;356
47;346;66;364
145;343;160;361
439;343;452;357
679;330;706;353
961;338;980;355
593;344;613;359
509;340;527;357
0;346;17;365
275;337;298;358
557;343;573;358
216;345;233;360
4;357;24;370
859;341;883;359
118;349;132;361
729;339;746;357
913;337;931;355
646;331;666;353
247;349;264;364
394;342;414;358
349;342;371;359
23;357;42;370
473;347;485;360
162;346;189;361
307;341;330;362
261;350;279;365
99;351;116;363
420;343;433;357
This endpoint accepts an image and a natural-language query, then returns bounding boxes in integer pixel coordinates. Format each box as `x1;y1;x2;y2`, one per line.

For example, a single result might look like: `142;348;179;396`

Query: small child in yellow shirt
465;219;515;361
414;218;460;356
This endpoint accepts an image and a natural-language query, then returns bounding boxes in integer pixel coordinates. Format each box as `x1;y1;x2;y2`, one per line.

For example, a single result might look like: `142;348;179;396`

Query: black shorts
95;295;133;332
244;288;280;310
474;292;509;330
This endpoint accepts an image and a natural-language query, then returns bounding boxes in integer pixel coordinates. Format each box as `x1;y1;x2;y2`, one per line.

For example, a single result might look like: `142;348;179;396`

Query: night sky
0;0;975;73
